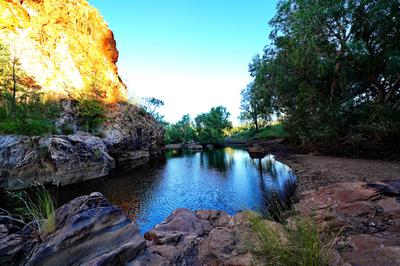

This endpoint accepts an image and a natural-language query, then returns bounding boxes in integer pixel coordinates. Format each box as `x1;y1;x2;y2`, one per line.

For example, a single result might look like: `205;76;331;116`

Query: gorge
1;0;400;265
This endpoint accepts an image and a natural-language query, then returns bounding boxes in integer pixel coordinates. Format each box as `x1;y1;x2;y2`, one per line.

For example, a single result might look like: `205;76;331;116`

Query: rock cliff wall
0;0;126;102
0;1;165;189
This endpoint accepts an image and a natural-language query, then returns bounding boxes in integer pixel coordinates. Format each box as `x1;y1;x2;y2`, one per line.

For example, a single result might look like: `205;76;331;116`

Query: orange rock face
0;0;127;103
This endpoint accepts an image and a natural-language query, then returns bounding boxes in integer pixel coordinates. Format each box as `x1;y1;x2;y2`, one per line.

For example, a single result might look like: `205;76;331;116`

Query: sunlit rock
0;0;126;103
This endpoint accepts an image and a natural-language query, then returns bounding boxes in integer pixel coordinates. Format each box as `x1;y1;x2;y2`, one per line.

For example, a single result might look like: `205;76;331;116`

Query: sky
89;0;277;124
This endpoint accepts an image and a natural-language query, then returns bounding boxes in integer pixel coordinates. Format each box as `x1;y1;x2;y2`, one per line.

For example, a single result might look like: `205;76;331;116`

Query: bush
76;98;106;134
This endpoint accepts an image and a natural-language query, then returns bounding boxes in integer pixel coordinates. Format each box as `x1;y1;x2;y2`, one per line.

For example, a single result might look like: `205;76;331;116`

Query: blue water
55;148;296;234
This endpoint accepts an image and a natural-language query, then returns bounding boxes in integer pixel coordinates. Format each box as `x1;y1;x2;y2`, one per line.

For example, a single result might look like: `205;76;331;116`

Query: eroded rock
102;103;164;169
26;192;145;266
141;209;253;265
0;132;115;190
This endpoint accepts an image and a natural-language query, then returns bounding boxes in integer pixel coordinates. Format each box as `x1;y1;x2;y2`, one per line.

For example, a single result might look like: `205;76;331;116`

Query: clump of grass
249;214;327;266
8;185;56;237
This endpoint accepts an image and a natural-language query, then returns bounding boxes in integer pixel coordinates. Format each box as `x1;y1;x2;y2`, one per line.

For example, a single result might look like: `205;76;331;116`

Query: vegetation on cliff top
0;41;107;136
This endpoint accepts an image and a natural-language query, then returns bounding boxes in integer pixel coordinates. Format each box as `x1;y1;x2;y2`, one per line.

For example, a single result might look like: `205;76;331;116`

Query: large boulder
0;132;115;190
101;103;164;169
26;192;145;266
140;209;253;265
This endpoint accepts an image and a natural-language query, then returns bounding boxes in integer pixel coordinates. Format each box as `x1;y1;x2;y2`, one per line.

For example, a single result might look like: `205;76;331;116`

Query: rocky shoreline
3;179;400;265
2;139;400;265
0;103;164;190
0;192;254;265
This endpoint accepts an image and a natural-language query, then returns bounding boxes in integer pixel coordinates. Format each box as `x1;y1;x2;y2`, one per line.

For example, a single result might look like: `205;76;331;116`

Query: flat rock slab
295;180;400;266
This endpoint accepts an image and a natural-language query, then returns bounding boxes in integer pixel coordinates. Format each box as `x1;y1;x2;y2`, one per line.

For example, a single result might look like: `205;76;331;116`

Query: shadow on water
199;147;236;171
3;148;297;234
252;155;297;220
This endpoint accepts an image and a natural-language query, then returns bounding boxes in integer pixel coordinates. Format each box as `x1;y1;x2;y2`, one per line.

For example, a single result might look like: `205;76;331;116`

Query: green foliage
228;123;287;140
0;41;63;136
76;98;105;134
240;58;274;132
250;214;327;266
0;119;56;136
141;97;166;124
194;106;232;144
249;0;400;147
165;114;196;144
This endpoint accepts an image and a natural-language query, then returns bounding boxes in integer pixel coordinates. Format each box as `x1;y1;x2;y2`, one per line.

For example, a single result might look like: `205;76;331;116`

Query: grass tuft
8;185;56;237
249;214;327;266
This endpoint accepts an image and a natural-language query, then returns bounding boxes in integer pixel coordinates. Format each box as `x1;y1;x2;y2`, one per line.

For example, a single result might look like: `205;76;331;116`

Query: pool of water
52;147;297;233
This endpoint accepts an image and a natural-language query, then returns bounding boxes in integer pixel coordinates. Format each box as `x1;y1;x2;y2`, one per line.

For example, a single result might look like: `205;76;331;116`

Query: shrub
76;98;106;134
0;119;56;136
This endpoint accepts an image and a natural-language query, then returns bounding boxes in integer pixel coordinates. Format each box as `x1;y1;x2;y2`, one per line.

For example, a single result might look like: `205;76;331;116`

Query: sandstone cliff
0;0;165;190
0;0;126;102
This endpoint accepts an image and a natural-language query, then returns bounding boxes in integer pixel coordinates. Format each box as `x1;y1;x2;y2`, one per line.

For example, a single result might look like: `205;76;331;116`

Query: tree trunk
254;115;259;133
11;60;17;118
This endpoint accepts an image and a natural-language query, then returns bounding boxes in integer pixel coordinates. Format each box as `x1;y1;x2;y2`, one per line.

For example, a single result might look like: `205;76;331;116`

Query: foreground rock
0;194;254;266
136;209;253;265
1;192;146;266
296;180;400;266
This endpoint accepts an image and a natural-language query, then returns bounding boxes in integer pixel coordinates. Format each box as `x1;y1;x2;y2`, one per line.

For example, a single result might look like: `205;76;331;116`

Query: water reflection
54;148;297;234
199;147;236;171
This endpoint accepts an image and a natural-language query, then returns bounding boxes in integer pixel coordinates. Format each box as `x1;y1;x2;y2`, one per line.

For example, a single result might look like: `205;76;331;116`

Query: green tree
142;97;165;124
239;81;273;132
194;106;232;144
165;114;196;144
251;0;400;146
0;41;61;135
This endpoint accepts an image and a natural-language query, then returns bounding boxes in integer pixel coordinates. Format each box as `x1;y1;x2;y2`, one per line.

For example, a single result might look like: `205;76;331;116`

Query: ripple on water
55;148;297;234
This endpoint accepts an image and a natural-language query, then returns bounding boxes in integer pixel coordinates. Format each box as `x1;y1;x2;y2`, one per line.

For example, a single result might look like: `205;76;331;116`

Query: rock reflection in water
55;148;297;233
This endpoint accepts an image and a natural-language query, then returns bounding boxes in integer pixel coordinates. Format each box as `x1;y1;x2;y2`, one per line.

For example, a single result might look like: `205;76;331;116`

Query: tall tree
195;106;232;144
251;0;400;146
239;82;272;132
165;114;196;144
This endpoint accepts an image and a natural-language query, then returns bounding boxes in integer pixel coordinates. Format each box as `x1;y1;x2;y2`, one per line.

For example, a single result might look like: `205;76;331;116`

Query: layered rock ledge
0;193;253;266
0;103;164;190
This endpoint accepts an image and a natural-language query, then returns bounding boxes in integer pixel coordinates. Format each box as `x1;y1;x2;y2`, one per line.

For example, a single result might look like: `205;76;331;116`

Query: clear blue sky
89;0;278;124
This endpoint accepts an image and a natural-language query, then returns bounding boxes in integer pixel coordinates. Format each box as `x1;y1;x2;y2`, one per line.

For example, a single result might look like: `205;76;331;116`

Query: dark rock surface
0;132;115;190
0;132;115;189
0;216;37;266
102;103;164;169
0;195;253;266
295;180;400;266
25;192;145;266
0;102;164;190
